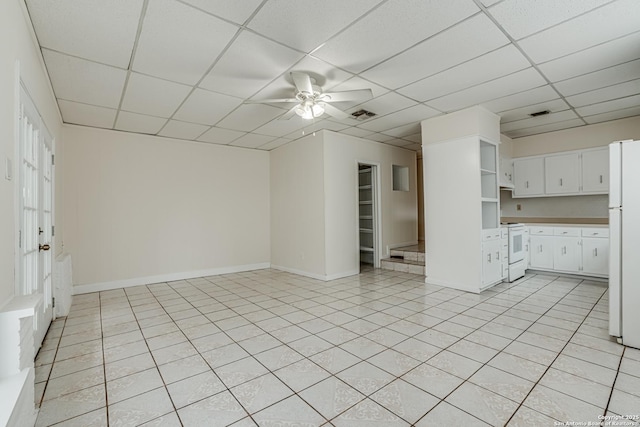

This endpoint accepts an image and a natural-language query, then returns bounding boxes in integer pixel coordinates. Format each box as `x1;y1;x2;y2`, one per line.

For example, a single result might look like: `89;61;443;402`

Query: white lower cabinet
529;235;554;270
582;228;609;276
482;237;502;287
527;226;608;278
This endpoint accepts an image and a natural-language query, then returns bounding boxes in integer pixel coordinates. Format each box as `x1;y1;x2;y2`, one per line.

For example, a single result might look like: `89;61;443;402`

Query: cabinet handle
560;178;563;186
497;252;500;260
562;231;568;234
539;245;543;252
594;248;598;257
488;253;492;262
599;175;603;184
526;181;529;189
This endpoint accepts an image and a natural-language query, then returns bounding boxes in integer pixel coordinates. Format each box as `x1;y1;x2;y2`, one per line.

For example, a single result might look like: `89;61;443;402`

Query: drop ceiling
25;0;640;151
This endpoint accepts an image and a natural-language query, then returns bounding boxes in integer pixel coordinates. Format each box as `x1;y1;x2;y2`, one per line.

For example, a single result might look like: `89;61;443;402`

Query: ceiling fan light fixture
295;101;324;120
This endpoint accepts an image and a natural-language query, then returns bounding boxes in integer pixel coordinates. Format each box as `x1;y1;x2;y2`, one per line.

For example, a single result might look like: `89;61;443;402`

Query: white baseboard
270;265;359;282
72;263;271;294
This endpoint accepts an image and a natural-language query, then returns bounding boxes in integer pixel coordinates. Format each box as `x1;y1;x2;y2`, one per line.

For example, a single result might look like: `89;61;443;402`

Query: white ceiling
25;0;640;151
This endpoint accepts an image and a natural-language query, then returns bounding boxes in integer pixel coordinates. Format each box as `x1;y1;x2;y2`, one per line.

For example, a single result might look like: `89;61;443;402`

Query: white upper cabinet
513;157;544;196
581;148;609;193
512;146;609;198
545;153;580;194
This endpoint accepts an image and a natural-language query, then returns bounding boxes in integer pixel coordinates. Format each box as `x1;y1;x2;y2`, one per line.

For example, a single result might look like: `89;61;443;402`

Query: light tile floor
34;268;640;426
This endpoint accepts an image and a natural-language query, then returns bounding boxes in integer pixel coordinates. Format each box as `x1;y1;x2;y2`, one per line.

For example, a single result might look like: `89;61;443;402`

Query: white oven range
502;223;526;282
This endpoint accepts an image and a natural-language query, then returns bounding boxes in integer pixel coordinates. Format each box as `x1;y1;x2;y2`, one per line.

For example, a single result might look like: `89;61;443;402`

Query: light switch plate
5;157;12;181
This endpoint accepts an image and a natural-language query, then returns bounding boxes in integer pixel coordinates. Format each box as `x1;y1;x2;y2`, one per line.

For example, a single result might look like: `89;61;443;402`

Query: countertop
501;217;608;225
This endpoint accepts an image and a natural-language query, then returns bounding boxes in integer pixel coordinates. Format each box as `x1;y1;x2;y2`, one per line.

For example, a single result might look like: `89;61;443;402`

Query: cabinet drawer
554;227;580;237
529;226;554;236
482;229;502;241
582;228;609;238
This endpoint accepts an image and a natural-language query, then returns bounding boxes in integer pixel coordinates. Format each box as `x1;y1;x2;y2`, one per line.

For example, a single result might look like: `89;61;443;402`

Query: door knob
39;244;50;252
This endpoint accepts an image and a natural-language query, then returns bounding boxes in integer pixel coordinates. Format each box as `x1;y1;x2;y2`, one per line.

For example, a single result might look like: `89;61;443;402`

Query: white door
19;86;54;351
529;235;554;269
581;148;609;193
513;157;544;196
545;153;580;194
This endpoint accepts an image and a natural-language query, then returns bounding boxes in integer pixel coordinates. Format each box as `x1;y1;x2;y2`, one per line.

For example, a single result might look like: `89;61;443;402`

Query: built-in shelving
358;164;375;266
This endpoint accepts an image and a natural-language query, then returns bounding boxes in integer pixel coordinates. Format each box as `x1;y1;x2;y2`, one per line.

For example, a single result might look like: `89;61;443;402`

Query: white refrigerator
609;140;640;349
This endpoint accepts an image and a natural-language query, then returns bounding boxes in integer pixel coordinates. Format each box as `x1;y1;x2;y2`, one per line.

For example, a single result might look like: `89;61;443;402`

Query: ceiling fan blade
245;98;299;104
322;89;373;103
291;71;314;95
322;103;349;120
278;104;299;120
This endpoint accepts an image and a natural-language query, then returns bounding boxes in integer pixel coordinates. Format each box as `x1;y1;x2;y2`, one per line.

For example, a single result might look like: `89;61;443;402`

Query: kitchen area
421;106;640;350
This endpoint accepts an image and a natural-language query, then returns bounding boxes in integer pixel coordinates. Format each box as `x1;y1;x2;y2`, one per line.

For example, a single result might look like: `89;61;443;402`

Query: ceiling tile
505;118;585;138
252;118;308;138
480;0;502;6
42;50;126;108
257;137;293;151
404;133;422;143
398;45;530;102
357;105;440;132
566;80;640;108
25;0;143;68
499;99;571;123
58;100;116;129
487;0;611;40
179;0;263;25
384;139;414;148
132;0;238;85
501;110;579;132
250;56;354;101
349;92;417;118
518;0;640;63
325;77;390;110
402;143;422;151
381;123;421;138
196;127;245;144
173;89;243;126
158;120;210;140
200;31;304;98
229;133;276;149
314;0;479;73
246;0;383;52
339;127;375;138
366;133;396;143
575;94;640;117
361;14;509;89
115;111;167;134
583;106;640;124
554;59;640;97
538;31;640;83
216;104;286;132
121;73;191;118
284;119;350;139
482;85;560;113
427;68;547;112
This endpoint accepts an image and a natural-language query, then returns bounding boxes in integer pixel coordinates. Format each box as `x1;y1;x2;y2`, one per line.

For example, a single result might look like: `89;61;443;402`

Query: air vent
529;110;550;117
351;109;376;121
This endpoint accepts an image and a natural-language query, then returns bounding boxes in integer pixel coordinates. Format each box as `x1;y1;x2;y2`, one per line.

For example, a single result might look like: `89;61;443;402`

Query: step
389;250;425;264
380;257;425;275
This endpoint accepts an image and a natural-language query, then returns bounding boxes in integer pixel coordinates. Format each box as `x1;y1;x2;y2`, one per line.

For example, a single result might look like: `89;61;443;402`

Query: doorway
358;163;379;270
17;84;54;351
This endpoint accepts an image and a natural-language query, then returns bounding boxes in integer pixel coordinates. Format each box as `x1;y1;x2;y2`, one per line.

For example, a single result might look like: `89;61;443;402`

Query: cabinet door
553;236;581;272
482;239;502;286
529;235;554;269
513;158;544;196
582;148;609;193
545;153;580;194
582;237;609;276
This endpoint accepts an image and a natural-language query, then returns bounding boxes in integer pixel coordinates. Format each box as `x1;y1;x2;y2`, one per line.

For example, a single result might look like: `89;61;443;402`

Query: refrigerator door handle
609;208;622;337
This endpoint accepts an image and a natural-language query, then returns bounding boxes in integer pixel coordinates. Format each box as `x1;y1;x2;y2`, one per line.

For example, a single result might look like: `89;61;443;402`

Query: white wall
323;131;418;278
0;0;62;308
270;131;418;280
62;126;270;291
511;116;640;157
270;133;327;278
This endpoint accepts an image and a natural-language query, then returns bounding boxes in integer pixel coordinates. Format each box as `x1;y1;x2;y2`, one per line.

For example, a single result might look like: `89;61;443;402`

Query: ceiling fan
247;72;373;120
